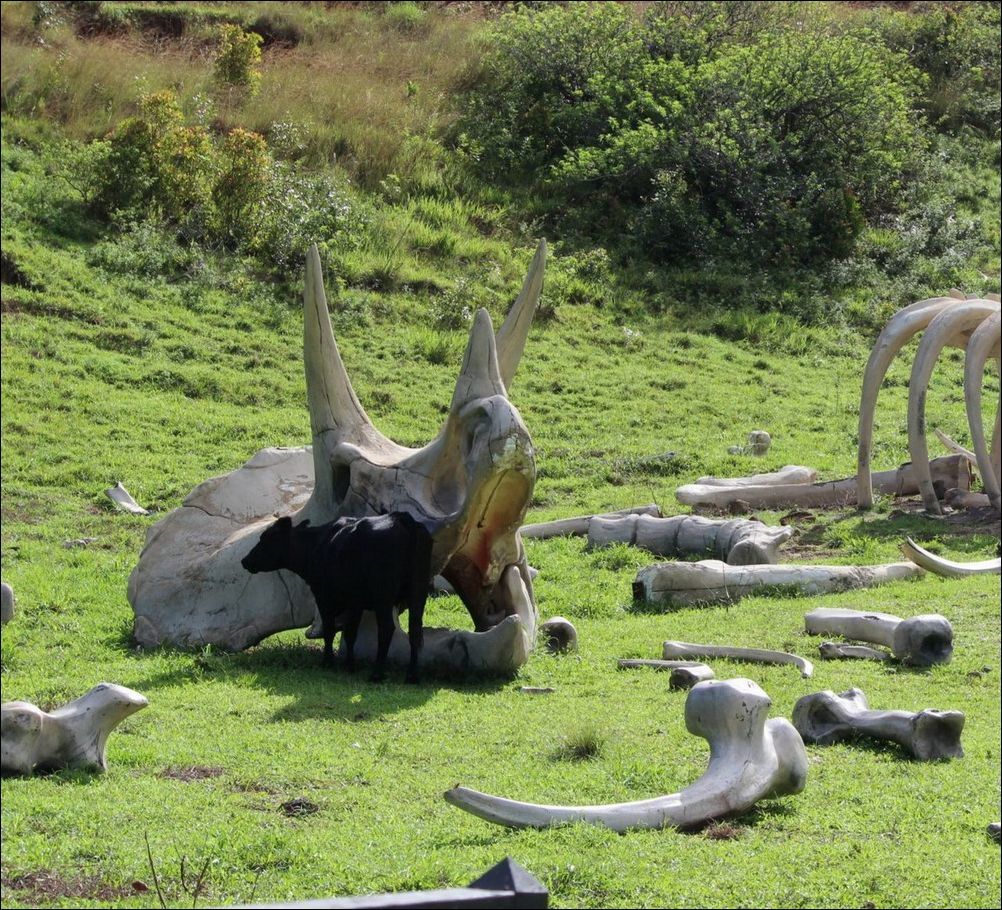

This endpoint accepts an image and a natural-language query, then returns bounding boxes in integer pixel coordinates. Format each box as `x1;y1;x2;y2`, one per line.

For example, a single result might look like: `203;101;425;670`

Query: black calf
241;512;433;683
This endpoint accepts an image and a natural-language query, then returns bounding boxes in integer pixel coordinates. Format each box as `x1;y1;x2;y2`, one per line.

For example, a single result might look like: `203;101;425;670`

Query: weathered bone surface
617;659;706;671
129;243;547;675
539;616;577;653
1;582;13;625
587;514;795;565
818;642;890;662
634;560;922;608
444;678;808;831
696;465;817;487
727;430;772;456
662;641;813;678
965;311;1001;512
669;664;716;690
1;683;148;774
804;607;953;667
944;490;994;510
901;537;1002;577
678;456;969;510
521;504;661;539
792;688;964;761
106;482;149;515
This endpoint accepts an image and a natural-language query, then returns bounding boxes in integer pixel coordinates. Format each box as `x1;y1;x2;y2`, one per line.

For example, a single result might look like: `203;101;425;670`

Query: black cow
241;512;433;683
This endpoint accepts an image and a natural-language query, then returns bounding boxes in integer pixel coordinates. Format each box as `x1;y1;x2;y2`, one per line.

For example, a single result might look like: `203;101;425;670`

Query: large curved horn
452;308;507;411
902;537;1001;577
496;240;546;390
856;298;960;508
964;311;1001;512
908;299;1000;513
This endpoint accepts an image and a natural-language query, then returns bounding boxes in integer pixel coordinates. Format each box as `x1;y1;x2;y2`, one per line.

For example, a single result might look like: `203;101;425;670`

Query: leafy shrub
214;24;264;94
382;2;428;35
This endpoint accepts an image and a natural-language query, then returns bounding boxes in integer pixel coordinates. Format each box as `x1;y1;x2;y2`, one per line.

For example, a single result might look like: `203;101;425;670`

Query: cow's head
241;516;295;574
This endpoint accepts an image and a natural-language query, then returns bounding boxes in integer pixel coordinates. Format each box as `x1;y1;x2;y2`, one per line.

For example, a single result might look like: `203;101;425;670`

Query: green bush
214;23;263;94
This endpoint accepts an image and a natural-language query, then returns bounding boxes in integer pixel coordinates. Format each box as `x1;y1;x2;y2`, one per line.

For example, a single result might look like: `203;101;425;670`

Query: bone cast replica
804;607;952;667
521;504;661;539
444;678;808;831
818;642;890;662
857;294;1001;515
129;243;547;675
792;688;964;761
633;560;922;608
587;514;795;565
677;456;970;510
727;429;772;456
1;582;13;625
539;616;577;653
696;465;817;487
901;537;1002;578
1;683;148;774
662;641;814;677
669;664;716;689
106;481;149;515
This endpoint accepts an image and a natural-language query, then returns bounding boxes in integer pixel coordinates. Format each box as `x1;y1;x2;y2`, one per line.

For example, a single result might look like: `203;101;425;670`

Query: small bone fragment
669;664;716;689
944;489;993;510
1;683;148;774
444;678;808;831
1;582;13;625
678;456;970;510
792;688;964;761
634;560;922;608
901;537;1001;577
587;514;795;565
519;686;554;695
934;429;978;466
521;504;661;539
804;607;953;667
989;823;1001;843
105;482;149;515
745;430;771;455
617;659;706;670
63;537;98;549
662;641;813;677
819;641;890;662
697;465;817;487
540;616;577;653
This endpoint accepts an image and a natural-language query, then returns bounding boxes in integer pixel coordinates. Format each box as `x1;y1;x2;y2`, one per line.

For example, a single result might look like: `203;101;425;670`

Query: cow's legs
405;599;426;685
341;611;362;674
322;618;335;668
371;610;395;682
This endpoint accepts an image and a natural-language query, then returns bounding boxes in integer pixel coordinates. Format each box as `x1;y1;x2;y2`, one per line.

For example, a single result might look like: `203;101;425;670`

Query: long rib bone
964;311;1001;513
901;538;1001;578
444;678;808;831
662;641;813;678
792;688;964;761
804;607;952;667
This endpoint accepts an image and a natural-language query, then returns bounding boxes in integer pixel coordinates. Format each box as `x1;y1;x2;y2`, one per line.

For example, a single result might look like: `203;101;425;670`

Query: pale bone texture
792;688;964;761
727;429;772;456
856;295;1001;514
662;641;814;678
587;514;794;565
669;664;716;689
1;582;13;625
129;243;547;675
944;489;993;509
804;607;953;667
677;456;969;510
633;560;922;609
520;504;661;539
444;678;808;831
539;616;577;653
818;642;890;662
901;537;1002;577
696;465;816;487
617;659;707;671
1;683;148;774
105;482;148;515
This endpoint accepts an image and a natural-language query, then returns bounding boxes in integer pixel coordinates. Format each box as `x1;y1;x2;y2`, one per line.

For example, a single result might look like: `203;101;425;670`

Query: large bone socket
805;608;953;667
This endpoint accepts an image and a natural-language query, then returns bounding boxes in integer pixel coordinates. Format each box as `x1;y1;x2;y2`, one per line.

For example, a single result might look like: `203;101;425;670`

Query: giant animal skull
129;243;546;674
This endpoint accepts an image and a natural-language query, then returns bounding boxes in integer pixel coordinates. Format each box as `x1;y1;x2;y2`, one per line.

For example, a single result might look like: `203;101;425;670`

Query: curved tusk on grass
901;537;1001;578
662;641;814;677
444;678;808;831
495;239;546;390
964;311;1001;513
933;428;978;465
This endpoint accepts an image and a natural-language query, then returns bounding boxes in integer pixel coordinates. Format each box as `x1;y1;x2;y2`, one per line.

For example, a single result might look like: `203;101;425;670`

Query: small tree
214;24;263;94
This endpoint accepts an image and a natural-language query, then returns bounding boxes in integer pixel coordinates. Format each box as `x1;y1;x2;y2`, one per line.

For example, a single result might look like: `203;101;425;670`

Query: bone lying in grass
521;504;661;539
662;641;814;678
617;658;707;671
818;642;890;662
587;514;795;565
444;677;808;831
633;560;922;609
539;616;577;653
696;465;817;487
804;607;952;667
106;482;149;515
792;688;964;761
669;664;716;690
1;683;148;774
901;537;1001;577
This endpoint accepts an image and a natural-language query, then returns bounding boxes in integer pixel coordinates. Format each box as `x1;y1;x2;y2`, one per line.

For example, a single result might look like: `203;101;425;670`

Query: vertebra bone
804;607;952;667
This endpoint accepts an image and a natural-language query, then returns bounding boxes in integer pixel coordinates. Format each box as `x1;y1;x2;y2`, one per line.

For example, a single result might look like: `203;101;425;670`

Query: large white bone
677;456;969;510
633;560;922;608
696;465;816;487
1;684;148;774
901;537;1001;577
818;641;890;661
444;678;808;831
792;688;964;761
587;514;795;565
964;311;1001;512
804;607;953;666
521;504;661;539
1;582;12;625
662;641;814;677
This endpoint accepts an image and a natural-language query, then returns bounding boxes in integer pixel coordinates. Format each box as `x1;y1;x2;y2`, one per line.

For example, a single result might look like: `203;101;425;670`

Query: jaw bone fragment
678;456;970;510
539;616;577;653
587;514;794;565
129;243;546;675
792;688;964;761
901;537;1001;577
804;607;952;667
521;504;661;539
1;683;148;774
662;641;813;678
818;642;890;662
444;678;807;831
633;560;922;609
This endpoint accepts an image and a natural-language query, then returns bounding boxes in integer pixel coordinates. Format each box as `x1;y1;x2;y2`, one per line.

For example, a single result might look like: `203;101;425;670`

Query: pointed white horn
964;311;1001;512
451;308;506;411
496;240;546;389
902;537;1001;577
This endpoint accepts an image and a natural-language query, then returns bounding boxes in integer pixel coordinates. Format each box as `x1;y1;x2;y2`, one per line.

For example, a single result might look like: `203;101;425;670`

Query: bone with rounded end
520;504;661;539
818;641;890;662
617;659;707;671
804;607;953;667
901;537;1001;577
539;616;577;653
792;688;964;761
587;514;795;565
106;482;149;515
1;683;148;774
989;823;1002;843
662;641;813;678
944;490;994;510
964;311;1001;512
697;465;817;487
1;582;13;625
669;664;715;690
444;678;808;831
907;300;1000;513
633;560;922;609
678;457;969;510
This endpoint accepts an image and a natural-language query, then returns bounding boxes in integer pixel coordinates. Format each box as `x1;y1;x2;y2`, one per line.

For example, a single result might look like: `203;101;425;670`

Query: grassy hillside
2;3;1001;909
